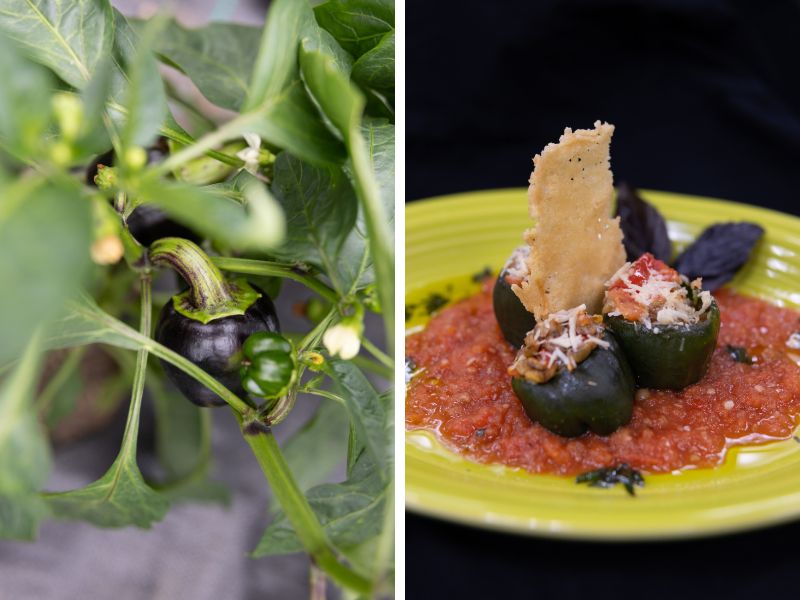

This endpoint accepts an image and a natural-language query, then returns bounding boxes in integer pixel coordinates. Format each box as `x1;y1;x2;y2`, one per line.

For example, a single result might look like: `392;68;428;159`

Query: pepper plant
0;0;394;597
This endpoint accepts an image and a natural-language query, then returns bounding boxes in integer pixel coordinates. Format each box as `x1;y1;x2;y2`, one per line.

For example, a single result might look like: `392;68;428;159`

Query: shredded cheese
604;256;712;327
509;305;609;382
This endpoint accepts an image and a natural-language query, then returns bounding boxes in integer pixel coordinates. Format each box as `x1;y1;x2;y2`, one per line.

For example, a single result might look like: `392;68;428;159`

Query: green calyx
240;332;297;399
149;237;260;324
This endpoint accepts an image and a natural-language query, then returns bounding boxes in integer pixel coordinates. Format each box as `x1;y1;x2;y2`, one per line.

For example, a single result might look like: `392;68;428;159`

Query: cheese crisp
512;121;626;319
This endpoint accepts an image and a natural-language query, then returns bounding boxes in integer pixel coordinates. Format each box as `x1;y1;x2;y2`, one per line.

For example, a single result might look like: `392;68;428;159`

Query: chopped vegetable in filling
508;304;608;383
604;253;712;328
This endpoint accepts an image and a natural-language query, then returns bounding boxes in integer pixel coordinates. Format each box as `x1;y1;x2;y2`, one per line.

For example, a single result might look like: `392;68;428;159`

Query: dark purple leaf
673;222;764;291
615;182;672;262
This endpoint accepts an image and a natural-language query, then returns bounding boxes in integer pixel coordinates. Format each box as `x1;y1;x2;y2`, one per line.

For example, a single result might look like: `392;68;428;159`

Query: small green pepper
493;246;536;347
240;332;297;399
604;301;720;390
512;332;635;437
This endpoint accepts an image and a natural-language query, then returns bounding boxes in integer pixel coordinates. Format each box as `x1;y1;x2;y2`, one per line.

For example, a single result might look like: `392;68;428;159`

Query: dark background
406;0;800;598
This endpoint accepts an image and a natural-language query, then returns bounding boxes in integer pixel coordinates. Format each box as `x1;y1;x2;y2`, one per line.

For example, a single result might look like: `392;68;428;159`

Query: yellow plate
405;188;800;540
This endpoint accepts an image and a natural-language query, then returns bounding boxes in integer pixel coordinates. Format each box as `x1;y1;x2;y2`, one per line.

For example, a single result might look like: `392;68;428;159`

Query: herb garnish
472;266;493;282
424;293;449;315
616;182;671;263
405;304;416;322
726;344;754;364
576;463;645;496
673;222;765;291
405;358;418;383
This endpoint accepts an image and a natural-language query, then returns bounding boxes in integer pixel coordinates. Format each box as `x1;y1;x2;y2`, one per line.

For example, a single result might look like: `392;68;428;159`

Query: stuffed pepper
493;246;537;347
509;305;635;437
603;253;720;390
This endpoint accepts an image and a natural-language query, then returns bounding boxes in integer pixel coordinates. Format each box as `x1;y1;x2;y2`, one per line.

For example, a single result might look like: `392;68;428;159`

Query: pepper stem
149;237;260;324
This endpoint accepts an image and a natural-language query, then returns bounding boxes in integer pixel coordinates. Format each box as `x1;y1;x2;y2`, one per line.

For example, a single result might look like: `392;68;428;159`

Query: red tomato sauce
405;282;800;475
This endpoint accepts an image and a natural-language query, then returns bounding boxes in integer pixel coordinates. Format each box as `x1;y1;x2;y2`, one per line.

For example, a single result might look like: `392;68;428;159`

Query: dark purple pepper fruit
155;286;279;407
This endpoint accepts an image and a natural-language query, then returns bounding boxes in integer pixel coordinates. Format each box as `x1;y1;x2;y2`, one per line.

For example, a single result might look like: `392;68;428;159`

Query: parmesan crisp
512;121;625;319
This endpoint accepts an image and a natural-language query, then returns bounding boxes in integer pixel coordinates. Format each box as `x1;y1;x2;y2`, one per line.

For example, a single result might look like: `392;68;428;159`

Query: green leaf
270;153;358;292
45;451;169;527
351;30;394;93
299;33;394;344
0;178;91;367
0;0;114;88
148;367;206;480
146;19;262;111
134;175;285;252
146;369;229;504
0;494;50;540
0;333;52;540
359;117;394;226
282;400;349;493
328;361;390;479
0;36;55;160
299;38;364;143
313;0;394;58
44;280;169;528
244;0;313;110
252;446;387;557
73;57;114;156
119;15;168;151
250;80;347;166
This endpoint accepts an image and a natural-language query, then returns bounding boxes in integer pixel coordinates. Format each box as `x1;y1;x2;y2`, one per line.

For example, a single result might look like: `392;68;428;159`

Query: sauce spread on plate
405;281;800;475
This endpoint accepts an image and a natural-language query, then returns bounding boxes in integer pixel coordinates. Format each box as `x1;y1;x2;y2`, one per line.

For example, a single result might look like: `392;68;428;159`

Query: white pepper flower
236;133;262;175
323;322;361;360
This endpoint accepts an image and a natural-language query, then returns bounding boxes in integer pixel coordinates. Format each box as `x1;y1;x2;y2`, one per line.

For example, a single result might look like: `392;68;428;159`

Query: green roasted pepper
493;246;536;347
604;301;720;390
511;332;635;437
509;306;635;438
602;253;721;390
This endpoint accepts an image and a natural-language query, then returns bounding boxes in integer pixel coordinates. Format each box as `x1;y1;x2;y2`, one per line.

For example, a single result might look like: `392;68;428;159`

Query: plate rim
405;187;800;540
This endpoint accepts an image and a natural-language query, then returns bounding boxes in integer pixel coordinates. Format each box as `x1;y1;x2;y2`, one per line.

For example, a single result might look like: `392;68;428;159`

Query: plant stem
239;415;370;594
347;132;394;351
309;565;327;600
300;308;337;352
150;238;233;309
159;124;244;168
212;256;339;304
300;388;346;406
360;337;393;369
157;113;257;175
120;273;152;457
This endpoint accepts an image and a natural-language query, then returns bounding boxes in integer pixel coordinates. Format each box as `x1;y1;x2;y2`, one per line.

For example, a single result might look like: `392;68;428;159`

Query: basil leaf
0;0;114;89
616;182;671;262
674;222;765;291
